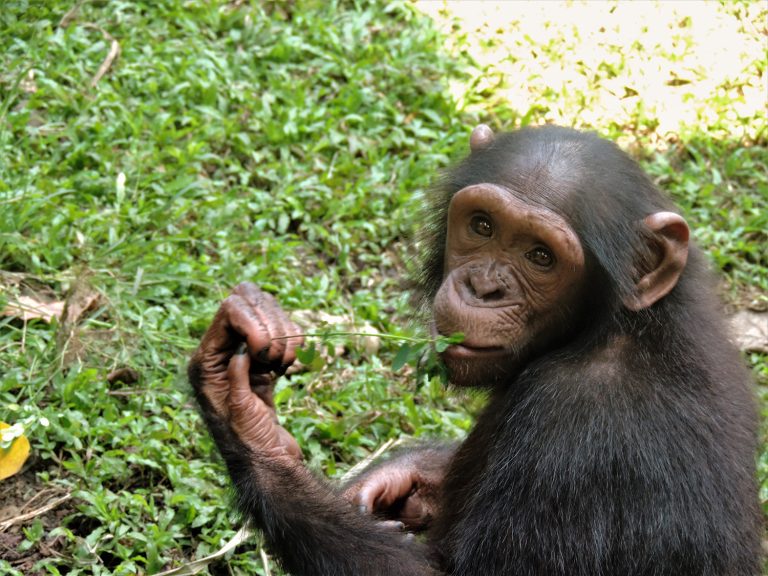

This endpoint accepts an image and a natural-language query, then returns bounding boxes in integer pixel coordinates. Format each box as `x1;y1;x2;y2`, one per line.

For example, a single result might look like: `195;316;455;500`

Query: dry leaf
63;288;101;326
0;422;31;481
107;367;140;385
2;296;65;323
730;311;768;354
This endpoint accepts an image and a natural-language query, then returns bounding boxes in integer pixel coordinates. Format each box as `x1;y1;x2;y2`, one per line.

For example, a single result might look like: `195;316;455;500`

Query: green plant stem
271;332;444;345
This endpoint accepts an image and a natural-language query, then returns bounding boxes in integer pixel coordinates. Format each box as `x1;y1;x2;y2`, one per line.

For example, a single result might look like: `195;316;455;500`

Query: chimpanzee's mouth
429;322;507;360
440;343;507;361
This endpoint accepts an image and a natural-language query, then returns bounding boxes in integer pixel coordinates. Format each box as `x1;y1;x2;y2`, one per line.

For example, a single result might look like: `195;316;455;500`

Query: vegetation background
0;1;765;574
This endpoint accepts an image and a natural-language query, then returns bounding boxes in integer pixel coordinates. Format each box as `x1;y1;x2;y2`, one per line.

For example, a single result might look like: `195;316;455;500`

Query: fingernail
394;521;405;531
235;343;248;355
357;505;368;514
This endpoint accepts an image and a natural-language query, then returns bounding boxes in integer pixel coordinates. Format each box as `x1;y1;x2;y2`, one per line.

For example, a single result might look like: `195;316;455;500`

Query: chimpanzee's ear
624;212;689;311
470;124;495;152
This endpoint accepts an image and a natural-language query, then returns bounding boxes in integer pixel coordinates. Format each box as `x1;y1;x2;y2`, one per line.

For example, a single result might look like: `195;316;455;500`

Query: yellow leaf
0;422;31;480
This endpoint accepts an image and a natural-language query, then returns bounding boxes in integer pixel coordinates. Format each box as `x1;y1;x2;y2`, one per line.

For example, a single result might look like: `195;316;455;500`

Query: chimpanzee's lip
429;322;507;360
440;343;507;361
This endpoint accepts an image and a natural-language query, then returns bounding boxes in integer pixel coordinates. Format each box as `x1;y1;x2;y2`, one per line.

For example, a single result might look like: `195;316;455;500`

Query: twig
272;331;434;345
341;437;402;481
82;24;120;88
0;494;72;533
152;525;252;576
58;0;86;28
17;488;58;515
259;548;272;576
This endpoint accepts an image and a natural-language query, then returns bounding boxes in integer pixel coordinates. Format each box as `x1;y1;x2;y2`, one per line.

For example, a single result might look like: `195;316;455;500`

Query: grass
0;1;765;574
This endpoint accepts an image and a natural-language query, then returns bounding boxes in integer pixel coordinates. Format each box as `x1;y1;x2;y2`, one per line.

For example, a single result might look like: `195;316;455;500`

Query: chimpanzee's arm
217;435;436;575
341;444;457;532
189;283;439;576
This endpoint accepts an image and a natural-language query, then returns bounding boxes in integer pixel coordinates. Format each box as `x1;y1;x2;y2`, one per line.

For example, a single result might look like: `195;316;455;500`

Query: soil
0;462;76;574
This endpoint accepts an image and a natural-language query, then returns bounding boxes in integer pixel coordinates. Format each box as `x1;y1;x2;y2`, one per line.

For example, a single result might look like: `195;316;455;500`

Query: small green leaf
296;343;317;365
435;339;450;353
392;344;411;371
309;353;326;372
434;332;463;352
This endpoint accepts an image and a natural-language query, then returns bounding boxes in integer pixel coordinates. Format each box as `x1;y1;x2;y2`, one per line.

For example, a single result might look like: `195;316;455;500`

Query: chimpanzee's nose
468;268;505;302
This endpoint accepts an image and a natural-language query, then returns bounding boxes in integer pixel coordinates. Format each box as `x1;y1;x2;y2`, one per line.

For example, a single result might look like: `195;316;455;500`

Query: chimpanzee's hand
189;282;303;460
342;448;450;532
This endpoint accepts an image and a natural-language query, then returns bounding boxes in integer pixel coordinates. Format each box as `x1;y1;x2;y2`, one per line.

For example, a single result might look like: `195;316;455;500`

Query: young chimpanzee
188;125;763;575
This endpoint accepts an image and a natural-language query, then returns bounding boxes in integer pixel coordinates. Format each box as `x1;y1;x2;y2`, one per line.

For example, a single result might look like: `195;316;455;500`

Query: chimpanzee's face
432;183;586;387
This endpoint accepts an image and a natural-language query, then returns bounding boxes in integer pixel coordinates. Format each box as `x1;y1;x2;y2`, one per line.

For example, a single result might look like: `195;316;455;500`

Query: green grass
0;1;765;574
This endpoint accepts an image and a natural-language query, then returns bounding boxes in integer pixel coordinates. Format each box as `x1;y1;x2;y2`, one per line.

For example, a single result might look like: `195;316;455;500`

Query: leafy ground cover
0;1;765;574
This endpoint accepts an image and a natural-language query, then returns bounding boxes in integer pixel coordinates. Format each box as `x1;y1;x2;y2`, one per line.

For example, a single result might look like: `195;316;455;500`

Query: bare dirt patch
0;467;75;574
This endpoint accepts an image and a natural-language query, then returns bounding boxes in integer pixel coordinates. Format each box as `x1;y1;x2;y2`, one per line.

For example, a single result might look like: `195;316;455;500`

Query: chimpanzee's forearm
217;436;440;576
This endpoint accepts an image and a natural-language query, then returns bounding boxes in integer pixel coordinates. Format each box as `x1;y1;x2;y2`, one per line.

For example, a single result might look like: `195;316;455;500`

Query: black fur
193;126;762;575
422;127;762;575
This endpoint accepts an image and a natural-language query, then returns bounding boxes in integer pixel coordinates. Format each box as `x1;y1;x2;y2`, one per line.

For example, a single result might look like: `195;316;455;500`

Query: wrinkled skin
432;183;587;387
190;283;448;531
190;282;303;461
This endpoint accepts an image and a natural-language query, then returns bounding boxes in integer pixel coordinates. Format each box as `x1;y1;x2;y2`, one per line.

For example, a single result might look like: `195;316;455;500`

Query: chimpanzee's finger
227;343;258;409
376;521;414;543
198;294;270;358
376;520;405;531
349;489;373;513
228;345;303;460
357;469;415;513
227;344;277;443
218;294;272;358
234;283;289;365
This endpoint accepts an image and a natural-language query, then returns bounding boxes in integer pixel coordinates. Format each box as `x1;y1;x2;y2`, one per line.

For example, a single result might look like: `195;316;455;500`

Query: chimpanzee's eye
525;246;555;268
469;214;493;238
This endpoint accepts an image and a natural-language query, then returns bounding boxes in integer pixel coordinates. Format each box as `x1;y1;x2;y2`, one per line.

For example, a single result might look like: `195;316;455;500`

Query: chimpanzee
188;125;763;575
